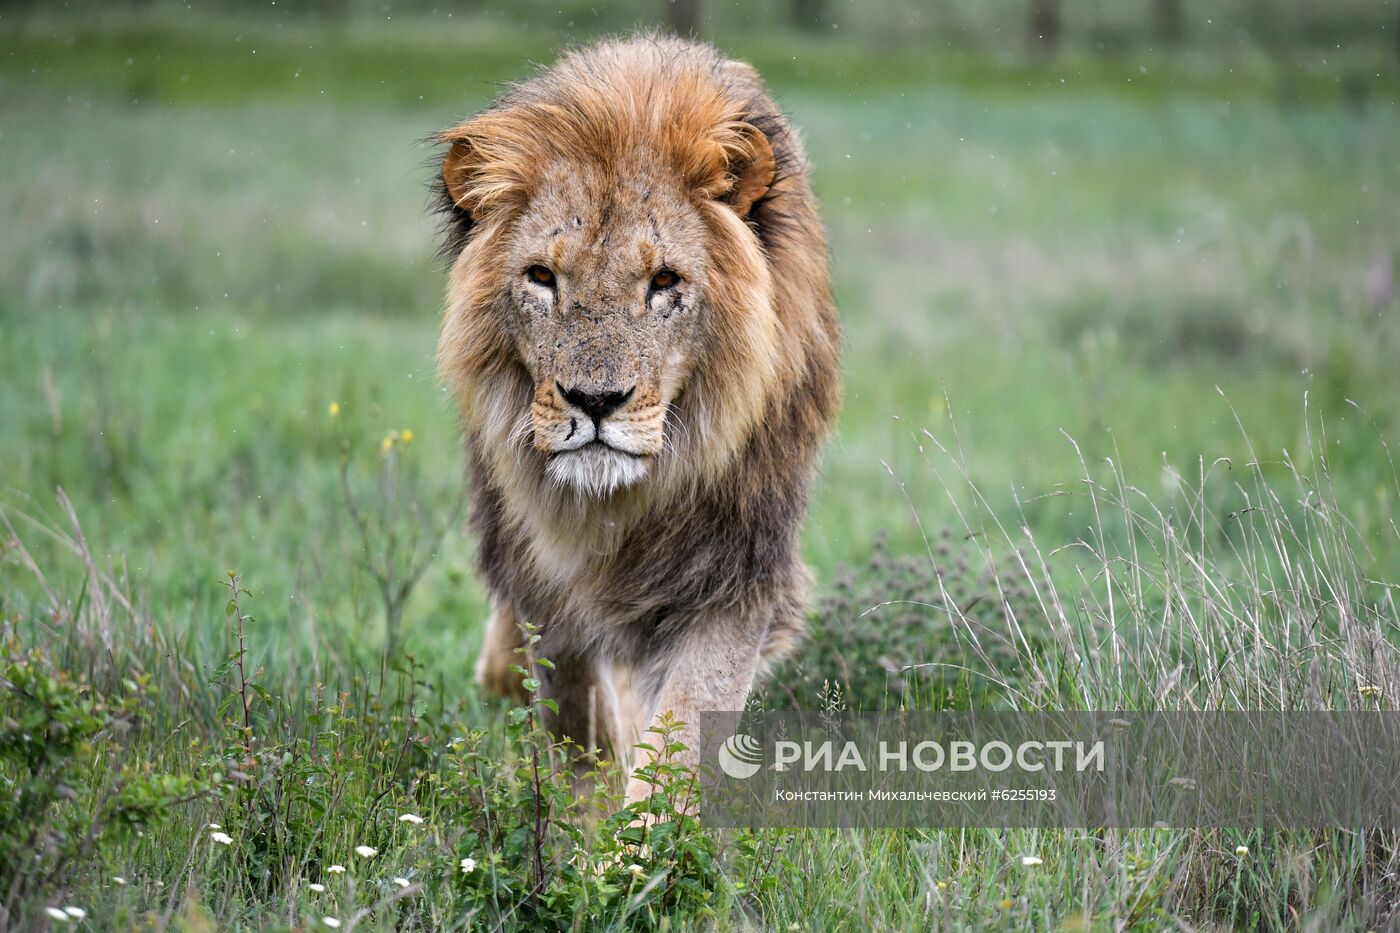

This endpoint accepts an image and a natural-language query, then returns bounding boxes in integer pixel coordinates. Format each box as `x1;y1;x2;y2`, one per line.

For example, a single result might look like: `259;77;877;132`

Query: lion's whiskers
661;406;690;460
507;411;535;452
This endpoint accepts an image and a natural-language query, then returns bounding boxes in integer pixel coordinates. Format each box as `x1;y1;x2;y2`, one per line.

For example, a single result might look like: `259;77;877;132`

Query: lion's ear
436;116;533;254
721;122;777;218
434;128;489;257
441;132;484;218
439;115;529;220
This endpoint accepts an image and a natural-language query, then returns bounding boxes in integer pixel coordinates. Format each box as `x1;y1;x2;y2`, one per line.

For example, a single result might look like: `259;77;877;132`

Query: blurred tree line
1;0;1395;58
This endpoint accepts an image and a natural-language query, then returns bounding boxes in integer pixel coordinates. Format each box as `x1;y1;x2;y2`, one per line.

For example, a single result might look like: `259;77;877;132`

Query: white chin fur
546;444;649;498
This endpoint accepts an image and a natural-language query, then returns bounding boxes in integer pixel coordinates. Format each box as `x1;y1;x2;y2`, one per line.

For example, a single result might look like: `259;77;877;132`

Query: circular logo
717;733;763;779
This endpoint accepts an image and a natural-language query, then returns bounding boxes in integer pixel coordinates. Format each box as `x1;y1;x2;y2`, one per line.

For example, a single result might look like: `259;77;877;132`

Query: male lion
433;35;840;802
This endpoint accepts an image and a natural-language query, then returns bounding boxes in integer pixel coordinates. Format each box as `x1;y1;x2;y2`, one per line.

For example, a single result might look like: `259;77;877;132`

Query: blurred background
1;0;1397;676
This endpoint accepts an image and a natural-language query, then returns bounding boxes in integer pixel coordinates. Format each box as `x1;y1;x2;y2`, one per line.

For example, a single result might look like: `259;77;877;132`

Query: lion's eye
526;265;556;287
650;269;679;291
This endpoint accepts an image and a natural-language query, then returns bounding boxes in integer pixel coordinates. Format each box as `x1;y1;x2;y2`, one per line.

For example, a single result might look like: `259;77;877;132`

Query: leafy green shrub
0;637;215;919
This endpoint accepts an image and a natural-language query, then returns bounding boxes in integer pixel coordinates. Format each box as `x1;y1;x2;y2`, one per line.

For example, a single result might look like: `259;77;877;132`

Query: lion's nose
557;382;634;422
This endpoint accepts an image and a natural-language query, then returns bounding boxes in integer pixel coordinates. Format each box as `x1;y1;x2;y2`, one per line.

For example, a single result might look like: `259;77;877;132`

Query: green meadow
1;4;1399;928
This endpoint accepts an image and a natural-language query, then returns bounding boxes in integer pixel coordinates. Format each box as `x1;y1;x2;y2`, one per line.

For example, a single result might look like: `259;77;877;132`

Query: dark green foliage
0;640;217;918
769;530;1051;711
0;578;741;929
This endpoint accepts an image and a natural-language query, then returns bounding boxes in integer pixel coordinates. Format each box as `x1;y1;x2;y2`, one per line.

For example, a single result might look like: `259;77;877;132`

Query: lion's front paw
474;605;530;704
474;639;528;705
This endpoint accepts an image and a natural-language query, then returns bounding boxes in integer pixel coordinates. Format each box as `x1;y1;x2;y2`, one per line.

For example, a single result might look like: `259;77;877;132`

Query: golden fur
434;34;840;801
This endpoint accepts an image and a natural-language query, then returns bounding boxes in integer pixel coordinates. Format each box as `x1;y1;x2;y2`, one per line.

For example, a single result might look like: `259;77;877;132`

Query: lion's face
436;40;797;509
506;160;708;497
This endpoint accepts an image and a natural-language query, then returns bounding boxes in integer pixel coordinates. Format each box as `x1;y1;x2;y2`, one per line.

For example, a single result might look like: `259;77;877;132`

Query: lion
432;34;840;803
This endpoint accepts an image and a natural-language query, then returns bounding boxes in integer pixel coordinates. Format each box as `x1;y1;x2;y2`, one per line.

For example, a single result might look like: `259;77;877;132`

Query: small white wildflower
1020;855;1044;867
322;918;342;928
210;831;234;845
398;813;424;824
308;883;326;893
63;907;86;920
112;876;127;886
207;823;222;830
393;877;411;888
626;863;645;879
1235;845;1249;857
44;907;69;922
459;857;476;875
354;845;378;858
327;864;346;874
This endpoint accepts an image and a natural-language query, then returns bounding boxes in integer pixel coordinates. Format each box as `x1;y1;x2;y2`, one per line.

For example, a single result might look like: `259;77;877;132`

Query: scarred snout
532;378;649;449
558;382;633;425
531;376;668;497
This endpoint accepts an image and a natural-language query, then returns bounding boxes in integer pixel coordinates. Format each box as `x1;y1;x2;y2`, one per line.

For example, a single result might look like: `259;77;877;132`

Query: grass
1;5;1399;929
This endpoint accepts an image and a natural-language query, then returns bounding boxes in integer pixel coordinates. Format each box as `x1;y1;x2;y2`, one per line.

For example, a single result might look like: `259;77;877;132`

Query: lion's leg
623;627;763;811
474;601;529;704
594;660;646;773
536;657;615;803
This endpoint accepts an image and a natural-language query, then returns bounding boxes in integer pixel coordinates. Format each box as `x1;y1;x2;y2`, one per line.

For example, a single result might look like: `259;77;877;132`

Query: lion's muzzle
533;380;664;497
557;382;633;426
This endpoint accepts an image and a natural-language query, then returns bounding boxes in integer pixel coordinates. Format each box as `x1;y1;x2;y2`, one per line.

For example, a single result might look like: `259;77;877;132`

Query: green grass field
2;5;1400;929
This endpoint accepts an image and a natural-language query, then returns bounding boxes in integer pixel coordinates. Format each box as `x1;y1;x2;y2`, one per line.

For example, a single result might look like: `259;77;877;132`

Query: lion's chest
505;509;721;659
509;512;653;648
475;473;789;661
